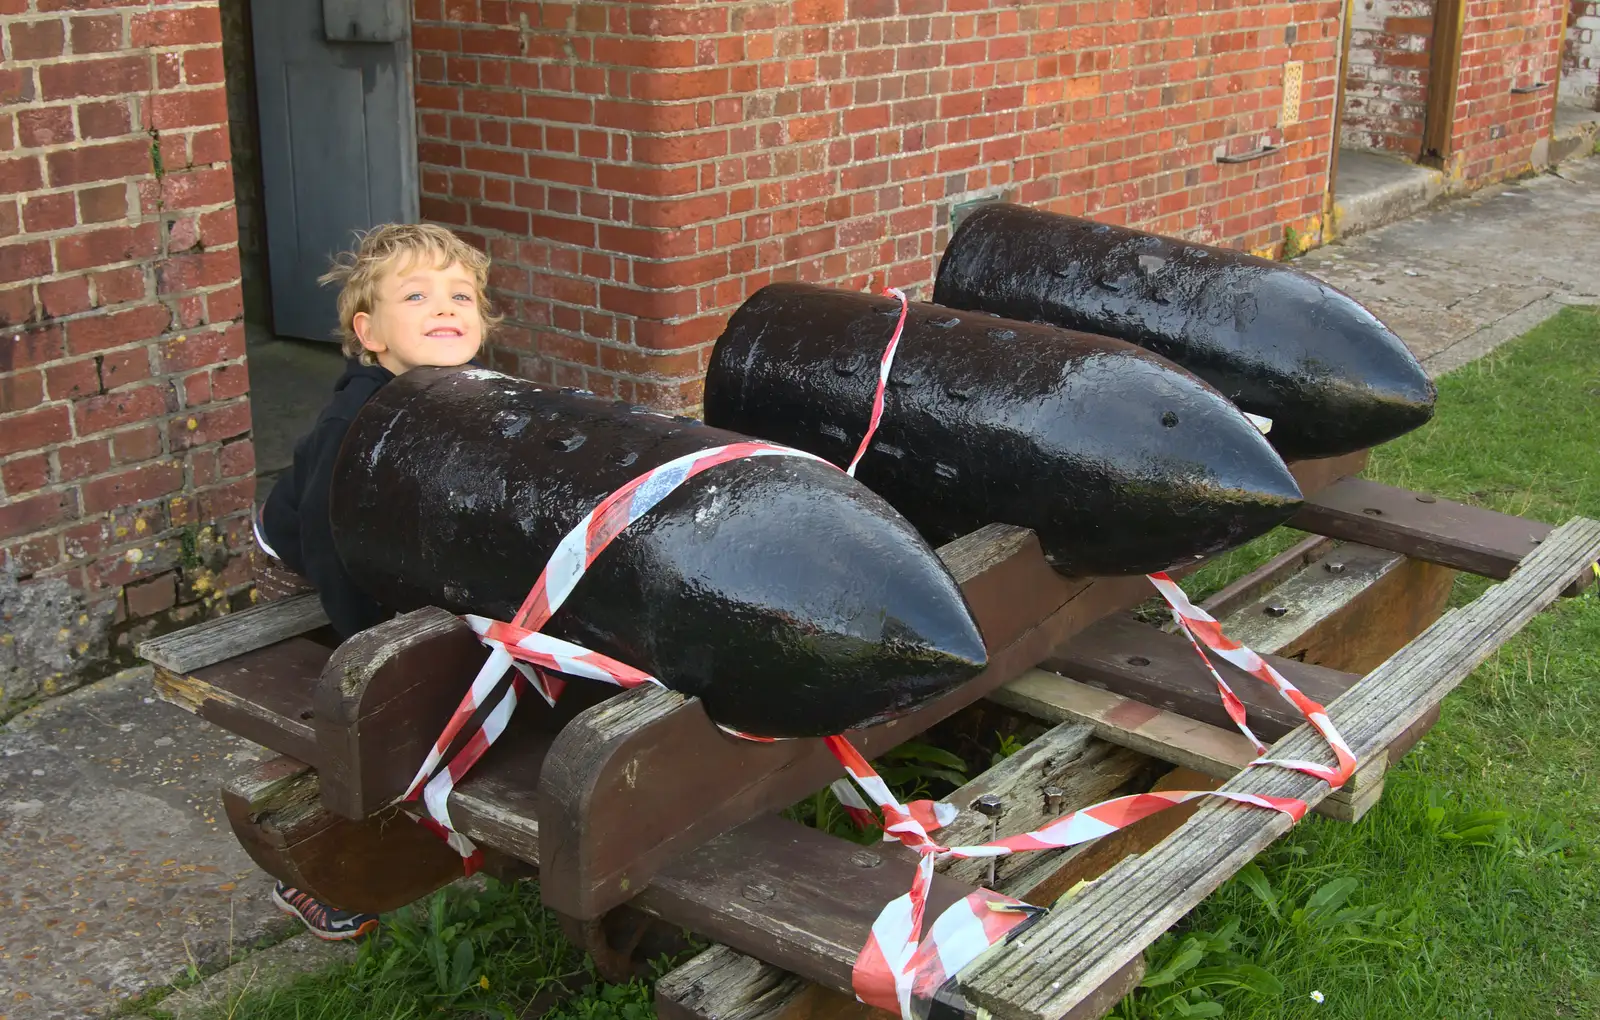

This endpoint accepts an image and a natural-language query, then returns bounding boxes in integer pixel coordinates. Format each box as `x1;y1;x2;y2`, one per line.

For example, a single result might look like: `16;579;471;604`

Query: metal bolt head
972;793;1004;817
1042;785;1067;813
850;850;883;869
1415;494;1437;504
1324;561;1346;574
1264;603;1289;618
743;882;776;902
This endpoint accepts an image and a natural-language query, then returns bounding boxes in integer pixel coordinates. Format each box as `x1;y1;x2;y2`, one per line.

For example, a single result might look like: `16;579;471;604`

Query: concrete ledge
1332;149;1447;241
136;935;356;1019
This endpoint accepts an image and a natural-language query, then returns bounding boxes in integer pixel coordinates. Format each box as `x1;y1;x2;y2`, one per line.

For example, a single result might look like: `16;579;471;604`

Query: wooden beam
151;637;330;768
138;592;329;673
1293;478;1556;581
960;517;1600;1020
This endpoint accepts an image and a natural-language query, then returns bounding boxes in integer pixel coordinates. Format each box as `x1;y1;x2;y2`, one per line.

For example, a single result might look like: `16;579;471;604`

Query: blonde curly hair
318;223;503;365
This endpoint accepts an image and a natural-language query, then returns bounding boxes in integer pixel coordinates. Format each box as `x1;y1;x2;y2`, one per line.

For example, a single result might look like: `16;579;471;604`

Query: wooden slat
961;516;1600;1020
152;637;330;768
138;592;329;673
1292;477;1553;579
1040;613;1357;741
1196;534;1333;619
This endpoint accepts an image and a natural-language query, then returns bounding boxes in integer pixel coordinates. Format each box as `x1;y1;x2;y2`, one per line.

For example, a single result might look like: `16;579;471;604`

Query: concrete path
2;155;1598;1020
1303;157;1600;378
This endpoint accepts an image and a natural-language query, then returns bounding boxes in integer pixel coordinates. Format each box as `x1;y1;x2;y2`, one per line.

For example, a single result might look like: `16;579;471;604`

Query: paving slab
0;669;290;1019
1300;155;1600;375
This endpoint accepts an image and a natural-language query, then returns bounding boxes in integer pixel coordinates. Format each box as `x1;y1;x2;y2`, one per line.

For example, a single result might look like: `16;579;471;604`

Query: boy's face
354;259;484;375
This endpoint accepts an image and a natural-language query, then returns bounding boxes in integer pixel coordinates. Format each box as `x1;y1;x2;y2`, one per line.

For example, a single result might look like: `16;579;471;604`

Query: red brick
0;68;33;105
77;182;127;224
0;156;43;195
0;370;43;413
110;423;159;464
0;404;71;456
7;19;65;60
39;55;149;101
131;6;220;46
57;437;111;481
5;535;60;575
157;250;239;294
68;13;123;54
124;572;177;617
171;400;250;449
1;453;51;494
157;323;241;372
37;275;91;319
183;48;225;85
0;199;14;238
1;324;63;369
205;285;242;324
179;367;209;405
100;345;149;389
23;191;76;232
46;139;150;187
0;488;75;541
219;437;254;478
148;88;228;131
188;445;216;486
77;100;131;140
195;476;253;519
66;301;171;355
92;265;146;305
76;383;167;435
81;459;182;514
55;222;161;273
0;240;51;284
16;107;74;147
0;285;31;327
189;125;229;165
209;361;248;400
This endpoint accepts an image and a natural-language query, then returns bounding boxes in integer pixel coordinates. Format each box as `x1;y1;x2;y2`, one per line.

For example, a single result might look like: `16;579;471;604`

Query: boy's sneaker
272;882;379;941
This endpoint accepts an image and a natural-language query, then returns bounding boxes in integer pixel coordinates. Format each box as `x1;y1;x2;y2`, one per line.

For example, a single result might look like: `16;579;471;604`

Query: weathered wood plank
1196;534;1334;619
1040;613;1357;741
152;637;330;768
1291;477;1559;580
961;516;1600;1020
138;592;329;673
656;945;888;1020
1216;542;1458;675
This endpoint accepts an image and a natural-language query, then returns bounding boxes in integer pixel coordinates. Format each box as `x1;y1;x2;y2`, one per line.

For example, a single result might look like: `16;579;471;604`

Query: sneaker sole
271;887;379;941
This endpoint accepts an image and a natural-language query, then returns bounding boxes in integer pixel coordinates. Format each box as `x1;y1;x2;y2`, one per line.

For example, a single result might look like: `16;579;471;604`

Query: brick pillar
0;0;252;712
1450;0;1567;183
1341;0;1436;155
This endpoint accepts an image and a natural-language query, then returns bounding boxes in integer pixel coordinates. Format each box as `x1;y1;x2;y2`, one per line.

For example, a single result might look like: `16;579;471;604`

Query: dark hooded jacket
260;359;394;640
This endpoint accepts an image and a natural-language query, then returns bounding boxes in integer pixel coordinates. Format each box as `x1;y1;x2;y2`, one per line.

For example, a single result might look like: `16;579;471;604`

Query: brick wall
413;0;1343;414
1565;0;1600;109
1341;0;1435;154
0;0;252;713
1449;0;1566;183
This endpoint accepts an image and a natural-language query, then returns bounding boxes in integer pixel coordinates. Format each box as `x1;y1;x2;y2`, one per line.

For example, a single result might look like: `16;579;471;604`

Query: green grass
1117;305;1600;1019
166;308;1600;1020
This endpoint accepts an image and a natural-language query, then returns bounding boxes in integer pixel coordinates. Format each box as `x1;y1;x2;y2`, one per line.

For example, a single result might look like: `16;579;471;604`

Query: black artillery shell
702;283;1305;578
932;203;1436;459
329;366;987;739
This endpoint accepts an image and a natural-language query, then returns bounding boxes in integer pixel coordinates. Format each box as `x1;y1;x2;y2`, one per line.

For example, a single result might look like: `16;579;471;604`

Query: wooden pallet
138;454;1600;1020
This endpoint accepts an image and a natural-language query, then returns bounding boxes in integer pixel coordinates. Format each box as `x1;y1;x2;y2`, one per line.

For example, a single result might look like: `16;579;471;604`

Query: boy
255;223;499;939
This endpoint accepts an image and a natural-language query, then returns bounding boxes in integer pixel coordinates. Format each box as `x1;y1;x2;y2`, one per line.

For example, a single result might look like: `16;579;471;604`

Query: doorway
218;0;420;492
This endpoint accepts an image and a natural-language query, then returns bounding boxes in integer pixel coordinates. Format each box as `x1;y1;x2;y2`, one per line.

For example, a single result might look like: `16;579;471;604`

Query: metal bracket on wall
1216;144;1281;165
949;193;1013;236
1510;82;1550;94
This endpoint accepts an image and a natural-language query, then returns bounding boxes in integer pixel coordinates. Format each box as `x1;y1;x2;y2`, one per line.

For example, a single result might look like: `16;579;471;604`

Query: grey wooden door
251;0;418;342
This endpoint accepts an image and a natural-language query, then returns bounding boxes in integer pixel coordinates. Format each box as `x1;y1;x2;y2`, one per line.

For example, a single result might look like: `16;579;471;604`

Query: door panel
252;0;417;342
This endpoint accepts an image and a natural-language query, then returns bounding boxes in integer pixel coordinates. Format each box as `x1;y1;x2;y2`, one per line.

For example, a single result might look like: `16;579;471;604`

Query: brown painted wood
1292;477;1556;580
222;755;466;915
1421;0;1466;166
153;638;331;768
535;526;1166;921
1043;613;1359;742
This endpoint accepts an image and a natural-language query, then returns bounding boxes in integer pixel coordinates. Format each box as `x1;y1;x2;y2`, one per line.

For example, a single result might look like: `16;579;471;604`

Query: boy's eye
404;292;426;301
453;293;474;303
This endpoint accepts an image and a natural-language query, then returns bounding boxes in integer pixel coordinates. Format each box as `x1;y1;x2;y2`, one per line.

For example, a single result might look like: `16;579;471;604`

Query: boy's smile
354;259;485;375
